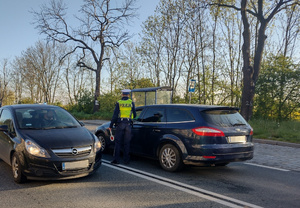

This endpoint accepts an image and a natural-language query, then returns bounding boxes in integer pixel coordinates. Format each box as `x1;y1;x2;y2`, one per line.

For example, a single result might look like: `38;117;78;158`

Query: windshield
201;109;248;127
15;107;81;129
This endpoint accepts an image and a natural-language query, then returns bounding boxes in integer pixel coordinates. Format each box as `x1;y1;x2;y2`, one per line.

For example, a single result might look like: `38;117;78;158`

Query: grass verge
249;119;300;144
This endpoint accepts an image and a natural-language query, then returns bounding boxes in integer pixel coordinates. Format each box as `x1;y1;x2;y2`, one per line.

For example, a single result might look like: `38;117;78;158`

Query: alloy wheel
161;147;176;169
12;155;19;179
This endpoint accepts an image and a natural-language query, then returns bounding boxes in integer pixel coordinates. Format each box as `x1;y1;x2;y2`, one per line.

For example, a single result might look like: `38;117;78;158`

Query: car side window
134;108;143;121
0;109;15;133
141;107;166;123
166;108;194;122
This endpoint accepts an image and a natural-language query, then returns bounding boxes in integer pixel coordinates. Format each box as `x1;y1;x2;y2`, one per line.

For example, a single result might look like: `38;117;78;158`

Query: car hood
19;127;94;149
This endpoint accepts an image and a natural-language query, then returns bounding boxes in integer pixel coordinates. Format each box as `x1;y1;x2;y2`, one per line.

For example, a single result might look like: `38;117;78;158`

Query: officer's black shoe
111;160;119;165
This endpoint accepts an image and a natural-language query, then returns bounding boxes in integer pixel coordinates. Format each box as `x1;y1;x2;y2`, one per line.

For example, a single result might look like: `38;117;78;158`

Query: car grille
52;146;92;158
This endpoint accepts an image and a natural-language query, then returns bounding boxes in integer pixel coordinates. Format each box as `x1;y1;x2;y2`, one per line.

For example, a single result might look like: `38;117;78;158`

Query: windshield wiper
57;125;78;129
232;123;246;126
42;126;78;130
41;127;57;130
22;127;42;130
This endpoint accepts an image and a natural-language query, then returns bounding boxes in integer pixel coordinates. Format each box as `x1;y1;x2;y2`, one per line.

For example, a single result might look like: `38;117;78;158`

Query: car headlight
25;139;50;158
93;135;101;152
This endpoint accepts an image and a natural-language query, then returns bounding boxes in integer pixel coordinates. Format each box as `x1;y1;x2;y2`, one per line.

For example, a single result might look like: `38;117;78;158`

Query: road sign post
188;79;196;104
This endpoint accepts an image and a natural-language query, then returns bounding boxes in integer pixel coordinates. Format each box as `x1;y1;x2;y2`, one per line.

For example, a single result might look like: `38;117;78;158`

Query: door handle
153;129;161;132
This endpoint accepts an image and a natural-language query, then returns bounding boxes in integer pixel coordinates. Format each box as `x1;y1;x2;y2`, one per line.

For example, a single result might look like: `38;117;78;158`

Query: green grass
249;119;300;144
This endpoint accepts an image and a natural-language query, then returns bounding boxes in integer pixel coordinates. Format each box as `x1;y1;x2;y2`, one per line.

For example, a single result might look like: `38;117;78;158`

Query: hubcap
161;148;176;168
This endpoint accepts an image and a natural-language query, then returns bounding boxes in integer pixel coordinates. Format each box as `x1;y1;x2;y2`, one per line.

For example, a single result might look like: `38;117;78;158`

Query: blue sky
0;0;160;60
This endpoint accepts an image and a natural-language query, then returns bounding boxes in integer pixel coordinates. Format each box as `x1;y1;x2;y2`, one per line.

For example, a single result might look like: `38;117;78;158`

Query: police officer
109;89;136;164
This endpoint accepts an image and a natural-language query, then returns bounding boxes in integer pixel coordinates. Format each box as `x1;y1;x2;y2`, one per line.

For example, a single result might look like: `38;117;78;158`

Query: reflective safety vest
118;99;133;119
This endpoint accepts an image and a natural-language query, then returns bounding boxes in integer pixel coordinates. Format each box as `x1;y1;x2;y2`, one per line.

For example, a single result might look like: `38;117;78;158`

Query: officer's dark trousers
113;121;132;163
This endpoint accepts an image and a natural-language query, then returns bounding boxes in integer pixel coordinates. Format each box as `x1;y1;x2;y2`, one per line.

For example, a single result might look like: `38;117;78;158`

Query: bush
98;92;120;113
68;90;94;114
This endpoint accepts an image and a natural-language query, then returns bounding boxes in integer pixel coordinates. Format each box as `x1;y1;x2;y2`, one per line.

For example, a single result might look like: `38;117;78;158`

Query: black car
95;104;253;172
0;104;102;183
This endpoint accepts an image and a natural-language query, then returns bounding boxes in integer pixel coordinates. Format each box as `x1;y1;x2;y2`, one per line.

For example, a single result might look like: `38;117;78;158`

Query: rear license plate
62;160;89;170
227;136;246;143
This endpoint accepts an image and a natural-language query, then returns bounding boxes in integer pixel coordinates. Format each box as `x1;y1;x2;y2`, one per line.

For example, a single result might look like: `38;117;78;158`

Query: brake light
192;127;225;137
203;156;216;159
250;129;253;135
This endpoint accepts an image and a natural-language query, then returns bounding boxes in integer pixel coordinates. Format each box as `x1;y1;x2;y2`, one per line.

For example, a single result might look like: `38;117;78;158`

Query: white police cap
121;89;131;95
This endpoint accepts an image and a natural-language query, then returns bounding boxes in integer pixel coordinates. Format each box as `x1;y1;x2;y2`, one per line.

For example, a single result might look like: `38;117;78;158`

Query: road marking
244;162;290;172
102;160;262;208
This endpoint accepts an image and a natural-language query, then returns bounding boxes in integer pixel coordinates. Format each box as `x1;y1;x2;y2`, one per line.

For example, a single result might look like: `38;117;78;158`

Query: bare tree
277;4;300;58
13;41;64;103
0;59;11;106
33;0;138;112
140;15;164;87
210;0;300;121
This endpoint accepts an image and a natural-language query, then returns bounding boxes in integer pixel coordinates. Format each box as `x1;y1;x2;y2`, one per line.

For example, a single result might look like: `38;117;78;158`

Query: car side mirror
0;125;9;132
79;121;85;126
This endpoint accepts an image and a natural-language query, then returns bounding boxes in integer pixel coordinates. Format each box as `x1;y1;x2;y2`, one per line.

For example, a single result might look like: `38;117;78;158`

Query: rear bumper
183;143;254;166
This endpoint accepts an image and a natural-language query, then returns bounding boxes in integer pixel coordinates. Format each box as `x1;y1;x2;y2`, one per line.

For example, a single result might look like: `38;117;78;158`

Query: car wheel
97;133;107;153
11;152;26;183
159;144;183;172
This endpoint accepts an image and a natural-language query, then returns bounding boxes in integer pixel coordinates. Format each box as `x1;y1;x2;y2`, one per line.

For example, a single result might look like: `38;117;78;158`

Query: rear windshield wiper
231;123;246;126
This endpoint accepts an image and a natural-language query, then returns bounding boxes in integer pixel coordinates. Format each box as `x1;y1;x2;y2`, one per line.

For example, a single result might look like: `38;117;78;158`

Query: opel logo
72;148;78;155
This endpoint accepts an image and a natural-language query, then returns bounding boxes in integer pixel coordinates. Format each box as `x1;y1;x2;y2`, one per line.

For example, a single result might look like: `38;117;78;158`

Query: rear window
201;109;248;127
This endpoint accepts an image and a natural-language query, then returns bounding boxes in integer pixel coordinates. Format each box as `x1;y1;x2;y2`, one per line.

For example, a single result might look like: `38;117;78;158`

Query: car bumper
21;152;102;180
183;143;254;166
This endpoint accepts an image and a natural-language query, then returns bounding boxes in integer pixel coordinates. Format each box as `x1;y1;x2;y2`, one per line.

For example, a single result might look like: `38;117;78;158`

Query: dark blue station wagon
95;104;254;172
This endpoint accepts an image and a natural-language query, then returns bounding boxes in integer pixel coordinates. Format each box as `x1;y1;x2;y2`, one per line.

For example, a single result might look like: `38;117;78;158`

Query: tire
11;152;26;183
97;133;107;153
159;144;183;172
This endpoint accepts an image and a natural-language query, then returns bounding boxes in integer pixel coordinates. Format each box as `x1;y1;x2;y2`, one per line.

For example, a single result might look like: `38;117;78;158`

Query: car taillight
192;127;225;137
250;129;253;135
203;156;216;159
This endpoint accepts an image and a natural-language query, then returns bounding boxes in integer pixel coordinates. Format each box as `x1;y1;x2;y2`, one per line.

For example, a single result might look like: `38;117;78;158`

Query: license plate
227;136;246;143
62;160;89;170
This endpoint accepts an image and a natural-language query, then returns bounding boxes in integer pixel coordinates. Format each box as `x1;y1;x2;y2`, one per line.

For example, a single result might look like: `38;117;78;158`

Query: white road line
102;160;263;208
244;162;290;172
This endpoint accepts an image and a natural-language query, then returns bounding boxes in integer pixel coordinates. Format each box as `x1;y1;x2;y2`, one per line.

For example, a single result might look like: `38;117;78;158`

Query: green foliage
69;89;94;114
19;97;35;104
70;111;112;120
253;55;300;121
98;92;119;114
249;119;300;143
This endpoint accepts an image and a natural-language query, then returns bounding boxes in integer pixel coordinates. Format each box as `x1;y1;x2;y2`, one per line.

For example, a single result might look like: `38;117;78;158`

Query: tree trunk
93;63;101;112
240;0;253;121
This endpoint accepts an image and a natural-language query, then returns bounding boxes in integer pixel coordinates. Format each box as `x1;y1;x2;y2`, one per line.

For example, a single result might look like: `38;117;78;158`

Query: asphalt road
0;122;299;208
